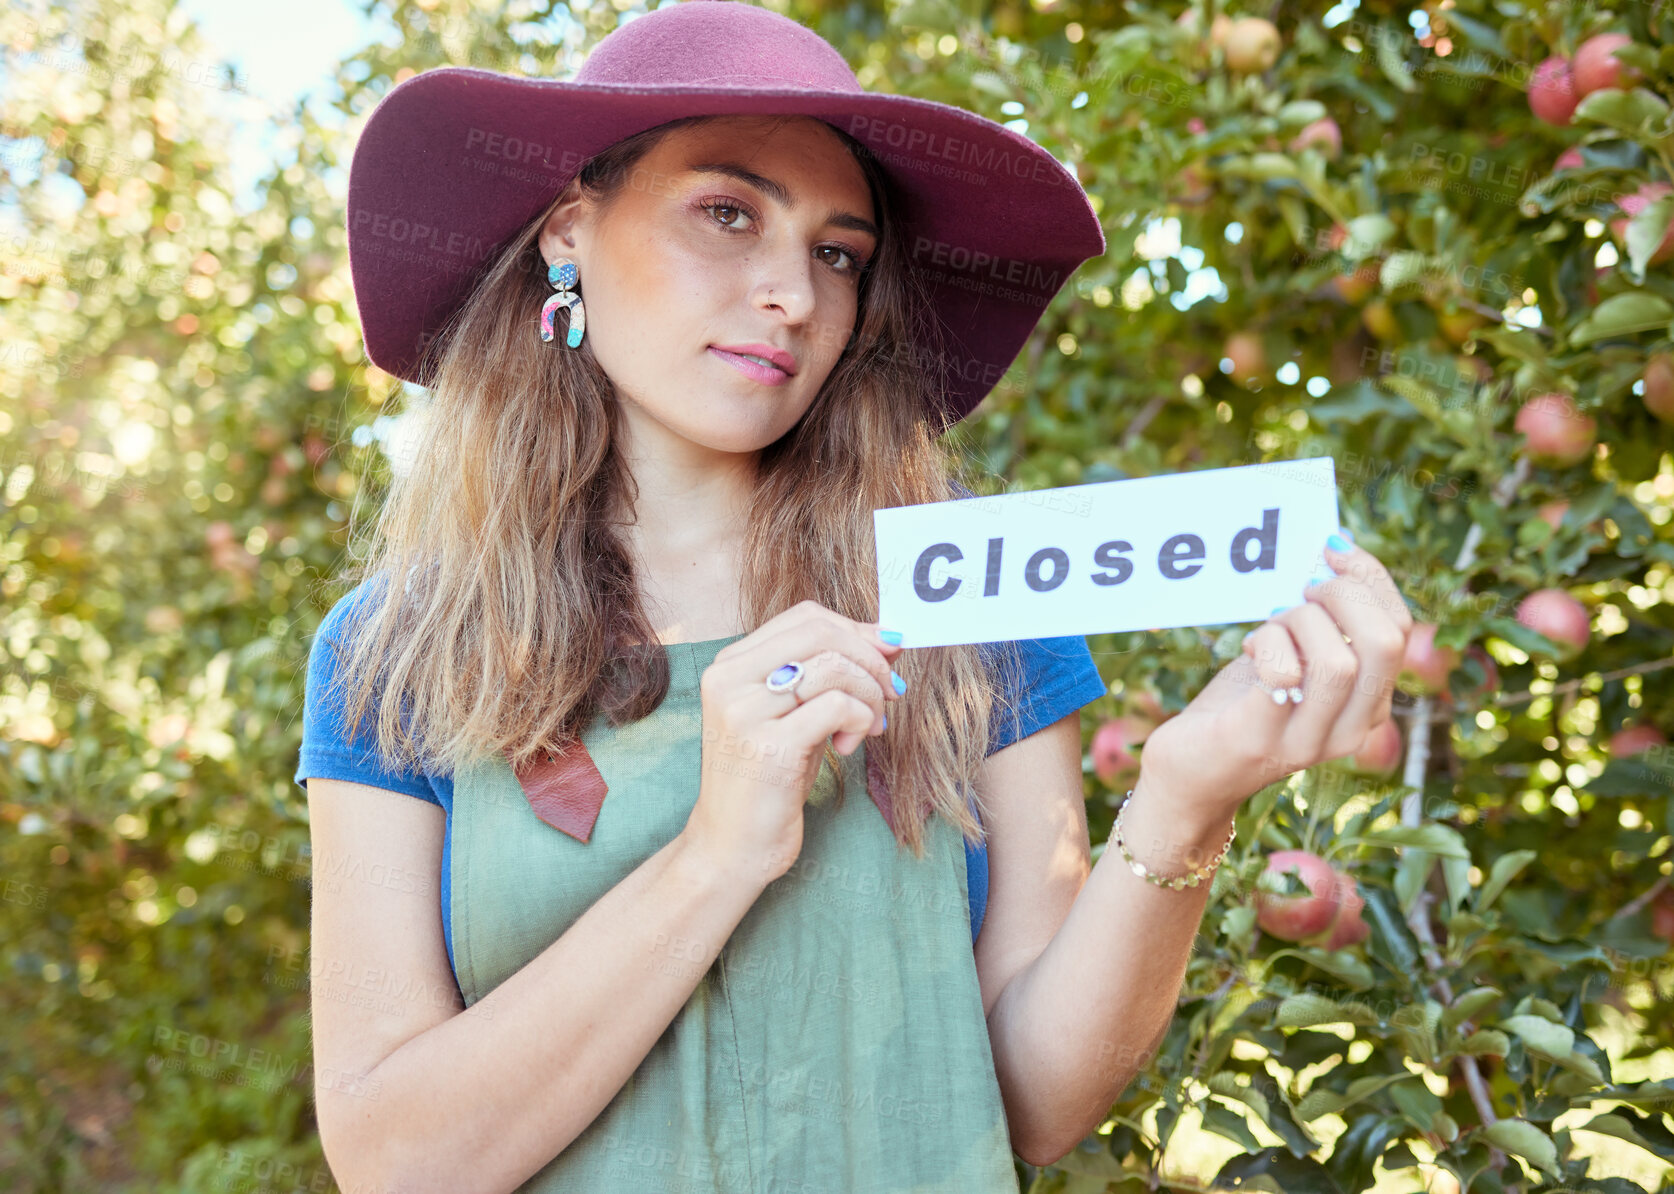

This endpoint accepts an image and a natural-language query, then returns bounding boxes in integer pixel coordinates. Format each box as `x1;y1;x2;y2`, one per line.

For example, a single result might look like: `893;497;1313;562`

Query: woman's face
539;116;878;458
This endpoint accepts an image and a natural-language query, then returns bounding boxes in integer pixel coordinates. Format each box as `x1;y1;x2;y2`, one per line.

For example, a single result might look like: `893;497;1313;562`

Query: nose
750;240;817;326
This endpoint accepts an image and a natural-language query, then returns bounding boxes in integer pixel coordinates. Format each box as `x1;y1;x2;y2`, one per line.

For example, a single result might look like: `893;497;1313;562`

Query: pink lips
709;346;794;386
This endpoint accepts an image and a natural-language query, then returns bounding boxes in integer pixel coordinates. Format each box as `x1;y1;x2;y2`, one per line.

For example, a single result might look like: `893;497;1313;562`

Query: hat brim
346;66;1106;429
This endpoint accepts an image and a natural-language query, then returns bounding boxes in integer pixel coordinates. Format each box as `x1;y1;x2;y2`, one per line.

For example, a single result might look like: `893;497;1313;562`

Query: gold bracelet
1110;789;1237;891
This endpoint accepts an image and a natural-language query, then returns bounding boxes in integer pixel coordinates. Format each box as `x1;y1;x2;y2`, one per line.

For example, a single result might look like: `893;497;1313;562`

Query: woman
295;3;1413;1191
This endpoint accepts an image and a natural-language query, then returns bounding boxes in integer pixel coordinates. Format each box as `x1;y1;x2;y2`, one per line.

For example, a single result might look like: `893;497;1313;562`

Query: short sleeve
293;583;441;805
984;634;1106;757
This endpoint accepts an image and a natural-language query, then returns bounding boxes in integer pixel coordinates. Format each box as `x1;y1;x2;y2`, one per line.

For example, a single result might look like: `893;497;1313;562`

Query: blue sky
176;0;386;207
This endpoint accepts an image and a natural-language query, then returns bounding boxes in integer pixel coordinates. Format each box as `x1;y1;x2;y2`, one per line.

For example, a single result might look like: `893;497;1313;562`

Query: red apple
1176;8;1234;49
205;521;236;551
1224;331;1269;385
1288;117;1342;160
1129;690;1168;725
1652;890;1674;946
1255;850;1340;941
1536;499;1570;529
1528;56;1579;126
1516;588;1591;654
1092;717;1153;785
1223;17;1281;73
1332;262;1379;305
1401;623;1460;694
1174;160;1214;206
1642;352;1674;423
1609;182;1674;266
1585;263;1610;307
1608;724;1668;757
1573;33;1643;98
1322;871;1370;949
1514;392;1597;466
1555;147;1586;172
1350;717;1403;776
1436;304;1488;345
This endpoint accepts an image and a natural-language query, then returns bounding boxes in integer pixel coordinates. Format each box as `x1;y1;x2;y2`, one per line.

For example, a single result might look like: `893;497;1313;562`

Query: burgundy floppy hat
345;0;1106;430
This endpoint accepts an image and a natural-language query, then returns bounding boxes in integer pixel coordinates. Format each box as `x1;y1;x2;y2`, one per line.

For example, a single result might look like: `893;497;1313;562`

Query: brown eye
701;199;755;232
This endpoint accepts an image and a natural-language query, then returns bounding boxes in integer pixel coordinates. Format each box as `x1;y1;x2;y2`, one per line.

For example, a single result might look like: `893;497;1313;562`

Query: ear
536;176;587;267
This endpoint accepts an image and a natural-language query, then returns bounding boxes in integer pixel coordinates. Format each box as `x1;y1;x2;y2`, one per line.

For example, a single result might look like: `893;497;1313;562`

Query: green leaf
1442;987;1503;1033
1477;849;1537;911
1441;854;1472;914
1274;992;1380;1028
1345;214;1397;258
1278;194;1311;250
1579;1109;1674;1161
1201;1102;1264;1152
1277;99;1328;127
1484;613;1570;657
1584;759;1674;798
1512;994;1566;1021
1438;9;1506;58
1389;1078;1445;1135
1240;153;1301;181
1570;292;1674;346
1557;1047;1605;1086
1290;945;1374;990
1221;901;1260;952
1379;250;1428;292
1626;197;1674;281
1359;823;1471;858
1458;1029;1511;1056
1394;846;1434;916
1375;27;1418;93
1482;1118;1561;1177
1574;86;1672;136
1379;373;1443;421
1502;1013;1576;1060
1475;326;1548;364
1305;380;1407;423
1363;886;1420;974
1216;1151;1345;1194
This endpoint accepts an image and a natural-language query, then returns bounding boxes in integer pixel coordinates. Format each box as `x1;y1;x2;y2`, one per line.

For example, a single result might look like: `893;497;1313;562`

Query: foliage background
1;0;1671;1190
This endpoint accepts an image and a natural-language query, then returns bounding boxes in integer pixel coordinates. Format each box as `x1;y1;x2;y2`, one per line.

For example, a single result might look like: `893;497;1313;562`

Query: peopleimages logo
844;114;1076;189
911;236;1063;295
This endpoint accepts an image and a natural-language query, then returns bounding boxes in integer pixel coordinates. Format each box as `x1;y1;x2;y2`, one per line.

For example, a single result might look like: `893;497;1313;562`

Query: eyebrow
686;161;879;241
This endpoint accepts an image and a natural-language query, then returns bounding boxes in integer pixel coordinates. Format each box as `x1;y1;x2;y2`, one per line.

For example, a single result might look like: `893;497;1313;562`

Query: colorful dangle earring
540;257;585;348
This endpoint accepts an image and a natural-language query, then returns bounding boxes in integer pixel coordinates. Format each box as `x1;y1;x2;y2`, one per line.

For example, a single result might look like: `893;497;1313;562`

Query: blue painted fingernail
892;670;908;694
882;713;888;730
1337;527;1355;544
879;629;903;645
1270;605;1288;616
1307;578;1324;588
1327;534;1351;553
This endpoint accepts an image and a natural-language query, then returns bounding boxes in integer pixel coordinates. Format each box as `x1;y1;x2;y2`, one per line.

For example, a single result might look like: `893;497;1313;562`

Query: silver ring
1255;677;1305;705
765;660;806;695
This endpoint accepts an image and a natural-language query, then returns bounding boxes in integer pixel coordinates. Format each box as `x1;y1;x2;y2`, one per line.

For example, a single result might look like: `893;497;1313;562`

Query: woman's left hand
1136;532;1415;820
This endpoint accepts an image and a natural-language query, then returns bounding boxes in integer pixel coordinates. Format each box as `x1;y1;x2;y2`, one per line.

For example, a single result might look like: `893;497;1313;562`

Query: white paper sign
873;458;1341;647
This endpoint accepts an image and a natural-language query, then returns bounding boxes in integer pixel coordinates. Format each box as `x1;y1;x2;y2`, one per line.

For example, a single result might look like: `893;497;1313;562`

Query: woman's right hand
681;600;906;888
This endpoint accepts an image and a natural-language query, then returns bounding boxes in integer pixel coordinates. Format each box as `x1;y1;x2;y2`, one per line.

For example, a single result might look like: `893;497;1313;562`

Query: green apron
451;635;1021;1192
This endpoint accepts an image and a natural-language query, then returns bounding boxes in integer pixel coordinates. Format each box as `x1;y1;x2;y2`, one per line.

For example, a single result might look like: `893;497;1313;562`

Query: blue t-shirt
294;588;1105;978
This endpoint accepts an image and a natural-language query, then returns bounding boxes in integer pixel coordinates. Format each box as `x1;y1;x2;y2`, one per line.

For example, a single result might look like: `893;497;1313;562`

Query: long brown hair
322;114;1028;857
